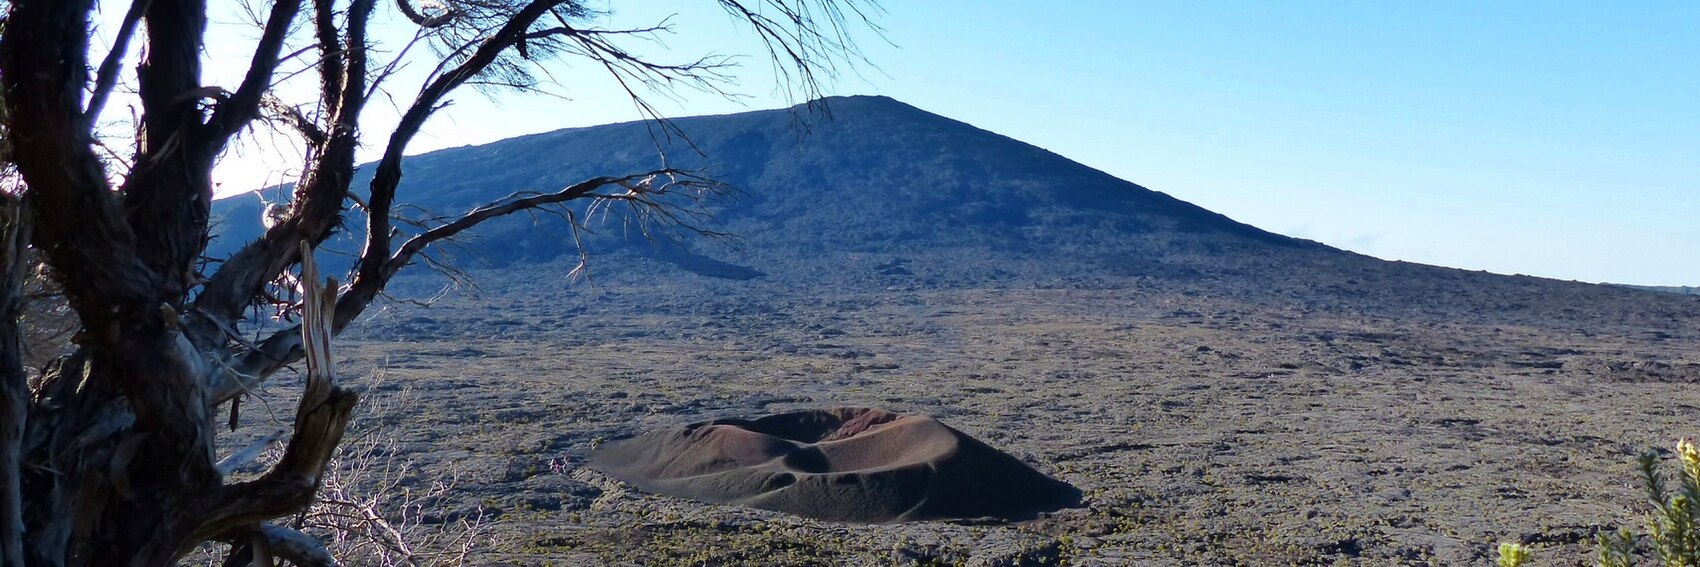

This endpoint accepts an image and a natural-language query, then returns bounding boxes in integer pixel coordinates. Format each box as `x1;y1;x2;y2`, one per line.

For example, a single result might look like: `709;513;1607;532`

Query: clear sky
188;1;1698;286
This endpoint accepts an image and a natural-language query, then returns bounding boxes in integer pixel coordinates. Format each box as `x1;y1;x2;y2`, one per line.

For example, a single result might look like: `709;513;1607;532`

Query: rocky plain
208;97;1700;565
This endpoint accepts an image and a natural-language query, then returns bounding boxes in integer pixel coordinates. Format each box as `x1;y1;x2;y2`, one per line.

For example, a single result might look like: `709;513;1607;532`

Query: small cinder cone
591;408;1080;522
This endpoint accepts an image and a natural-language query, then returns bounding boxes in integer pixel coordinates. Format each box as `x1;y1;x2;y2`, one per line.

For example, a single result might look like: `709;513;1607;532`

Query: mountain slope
214;96;1315;273
211;96;1700;332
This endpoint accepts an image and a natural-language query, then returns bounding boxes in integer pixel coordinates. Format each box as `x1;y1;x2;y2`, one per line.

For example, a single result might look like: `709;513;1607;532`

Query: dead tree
0;1;873;565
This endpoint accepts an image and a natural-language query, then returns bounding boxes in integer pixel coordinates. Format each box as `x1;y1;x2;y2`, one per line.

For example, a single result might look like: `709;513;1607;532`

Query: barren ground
231;257;1700;566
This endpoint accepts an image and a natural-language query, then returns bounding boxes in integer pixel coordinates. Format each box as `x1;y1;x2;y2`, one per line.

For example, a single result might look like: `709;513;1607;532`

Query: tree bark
1;200;31;567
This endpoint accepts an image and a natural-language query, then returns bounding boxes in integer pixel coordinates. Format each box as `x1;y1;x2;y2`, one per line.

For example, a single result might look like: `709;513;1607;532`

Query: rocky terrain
210;97;1700;565
278;254;1692;566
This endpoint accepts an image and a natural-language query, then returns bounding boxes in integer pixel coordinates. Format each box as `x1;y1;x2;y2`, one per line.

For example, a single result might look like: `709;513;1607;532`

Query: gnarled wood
196;245;355;557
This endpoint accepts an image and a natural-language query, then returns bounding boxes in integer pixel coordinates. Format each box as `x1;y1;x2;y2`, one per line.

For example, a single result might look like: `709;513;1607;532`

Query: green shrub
1594;439;1700;566
1498;542;1532;567
1503;439;1700;567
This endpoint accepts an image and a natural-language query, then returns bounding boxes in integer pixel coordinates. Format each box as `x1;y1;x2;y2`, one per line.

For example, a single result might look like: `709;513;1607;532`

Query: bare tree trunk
1;200;31;567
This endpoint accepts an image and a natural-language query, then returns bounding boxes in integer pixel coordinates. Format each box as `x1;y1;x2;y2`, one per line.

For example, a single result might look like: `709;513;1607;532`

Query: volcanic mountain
211;95;1699;332
209;97;1700;565
214;95;1305;274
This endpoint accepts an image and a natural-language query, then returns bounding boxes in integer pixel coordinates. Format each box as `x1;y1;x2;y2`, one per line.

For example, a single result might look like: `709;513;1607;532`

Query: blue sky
196;1;1698;285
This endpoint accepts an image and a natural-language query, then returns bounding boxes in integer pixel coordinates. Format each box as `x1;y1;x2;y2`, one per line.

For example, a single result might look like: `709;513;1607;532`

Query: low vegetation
309;259;1700;564
1501;439;1700;567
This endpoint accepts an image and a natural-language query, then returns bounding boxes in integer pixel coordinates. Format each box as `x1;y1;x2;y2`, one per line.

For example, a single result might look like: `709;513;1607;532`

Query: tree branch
311;0;344;112
260;94;327;147
215;429;285;476
251;523;338;567
196;246;355;546
208;170;720;405
188;0;375;343
123;0;218;302
398;171;717;281
340;0;380;118
394;0;456;28
354;0;574;309
714;1;883;106
134;0;209;154
197;0;873;356
1;0;158;330
82;0;152;131
206;0;305;150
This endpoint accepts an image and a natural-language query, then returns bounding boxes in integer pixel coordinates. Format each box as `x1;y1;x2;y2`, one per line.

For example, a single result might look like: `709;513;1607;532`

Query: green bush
1595;439;1700;566
1501;439;1700;567
1498;542;1532;567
